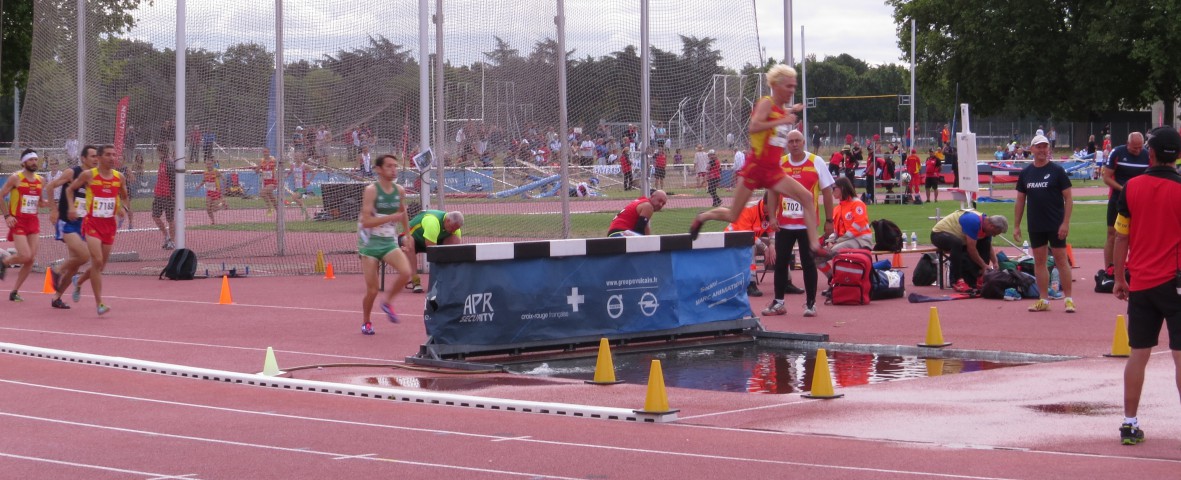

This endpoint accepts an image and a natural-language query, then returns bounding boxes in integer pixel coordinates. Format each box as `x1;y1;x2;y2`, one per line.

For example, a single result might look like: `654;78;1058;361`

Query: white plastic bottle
1022;240;1030;257
910;232;917;250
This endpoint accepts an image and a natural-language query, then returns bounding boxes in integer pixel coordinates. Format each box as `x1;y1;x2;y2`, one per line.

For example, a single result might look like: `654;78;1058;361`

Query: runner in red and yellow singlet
256;149;279;215
66;144;129;316
0;149;48;301
690;65;821;255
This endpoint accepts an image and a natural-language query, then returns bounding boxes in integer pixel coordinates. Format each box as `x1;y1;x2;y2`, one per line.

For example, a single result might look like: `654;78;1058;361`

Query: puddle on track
508;343;1029;394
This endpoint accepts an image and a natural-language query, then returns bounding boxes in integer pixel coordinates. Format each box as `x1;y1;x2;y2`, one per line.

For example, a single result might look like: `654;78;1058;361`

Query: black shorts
1027;230;1067;249
924;177;940;189
654;167;666;179
1106;194;1121;227
1127;280;1181;350
152;196;175;221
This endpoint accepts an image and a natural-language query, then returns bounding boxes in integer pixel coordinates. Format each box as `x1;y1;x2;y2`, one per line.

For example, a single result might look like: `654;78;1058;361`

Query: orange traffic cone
1066;243;1077;268
324;262;336;280
42;268;56;294
891;252;904;268
218;275;233;305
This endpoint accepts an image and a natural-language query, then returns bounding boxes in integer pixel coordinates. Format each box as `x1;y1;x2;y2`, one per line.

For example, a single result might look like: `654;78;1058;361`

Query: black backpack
912;252;938;286
980;269;1035;299
871;219;904;252
160;248;198;280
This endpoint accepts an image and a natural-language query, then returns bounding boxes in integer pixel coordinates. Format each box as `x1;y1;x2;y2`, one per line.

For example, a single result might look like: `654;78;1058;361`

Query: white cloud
756;0;907;66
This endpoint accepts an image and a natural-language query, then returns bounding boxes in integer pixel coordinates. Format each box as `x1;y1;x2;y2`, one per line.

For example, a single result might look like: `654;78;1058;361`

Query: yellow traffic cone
925;358;945;377
918;306;952;347
803;348;844;399
42;268;56;294
218;275;233;305
314;250;326;274
585;338;624;385
258;347;285;376
635;360;678;414
1103;314;1131;358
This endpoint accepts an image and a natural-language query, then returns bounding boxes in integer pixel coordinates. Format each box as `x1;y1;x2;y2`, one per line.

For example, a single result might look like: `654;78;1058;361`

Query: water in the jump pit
510;343;1028;394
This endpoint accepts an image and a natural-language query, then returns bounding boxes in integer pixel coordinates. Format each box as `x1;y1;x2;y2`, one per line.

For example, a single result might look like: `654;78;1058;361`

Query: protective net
17;0;763;276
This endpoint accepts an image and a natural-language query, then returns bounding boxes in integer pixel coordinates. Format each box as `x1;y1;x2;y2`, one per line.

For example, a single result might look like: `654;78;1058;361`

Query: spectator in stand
673;148;683;165
620;148;634;191
694;144;709;188
579;136;595;167
1048;126;1058;150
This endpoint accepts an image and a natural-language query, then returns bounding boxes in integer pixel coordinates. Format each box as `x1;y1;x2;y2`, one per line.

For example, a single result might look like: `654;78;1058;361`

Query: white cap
1030;135;1049;147
707;149;716;155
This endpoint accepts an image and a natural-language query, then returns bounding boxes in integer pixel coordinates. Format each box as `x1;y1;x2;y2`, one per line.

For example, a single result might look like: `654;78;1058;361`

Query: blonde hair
766;64;798;87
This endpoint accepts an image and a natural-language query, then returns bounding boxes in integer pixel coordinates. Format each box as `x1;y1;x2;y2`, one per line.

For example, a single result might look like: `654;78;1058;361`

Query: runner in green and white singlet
356;154;412;335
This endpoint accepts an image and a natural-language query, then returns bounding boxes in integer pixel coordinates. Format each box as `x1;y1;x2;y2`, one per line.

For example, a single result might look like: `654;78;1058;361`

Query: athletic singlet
369;182;402;238
748;97;790;166
260;157;277;184
59;165;88;219
204;169;221;193
7;171;43;217
608;197;650;234
777;153;825;229
85;169;123;219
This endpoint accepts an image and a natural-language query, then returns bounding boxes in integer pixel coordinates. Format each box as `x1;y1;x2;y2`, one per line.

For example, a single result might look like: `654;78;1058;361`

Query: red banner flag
112;96;130;167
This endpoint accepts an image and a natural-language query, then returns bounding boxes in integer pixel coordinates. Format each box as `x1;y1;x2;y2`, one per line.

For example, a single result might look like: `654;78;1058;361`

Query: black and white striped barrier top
427;231;755;264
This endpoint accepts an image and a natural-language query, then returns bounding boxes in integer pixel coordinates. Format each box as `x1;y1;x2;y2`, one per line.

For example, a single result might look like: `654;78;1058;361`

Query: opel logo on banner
638;292;659;317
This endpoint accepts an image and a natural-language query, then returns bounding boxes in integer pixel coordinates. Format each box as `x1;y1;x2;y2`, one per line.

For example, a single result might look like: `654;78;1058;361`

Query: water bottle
1050;268;1060;292
1022;240;1030;257
910;232;917;250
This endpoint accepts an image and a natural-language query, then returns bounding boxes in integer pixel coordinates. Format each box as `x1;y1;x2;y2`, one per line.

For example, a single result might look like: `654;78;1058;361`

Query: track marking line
0;452;198;479
17;291;424;318
491;436;532;442
333;453;377;460
0;379;1133;479
0;327;399;363
0;412;581;480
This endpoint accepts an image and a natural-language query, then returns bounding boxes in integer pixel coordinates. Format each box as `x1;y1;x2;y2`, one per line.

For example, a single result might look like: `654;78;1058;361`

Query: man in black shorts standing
1103;132;1148;269
151;144;176;250
1111;126;1181;447
1013;135;1074;313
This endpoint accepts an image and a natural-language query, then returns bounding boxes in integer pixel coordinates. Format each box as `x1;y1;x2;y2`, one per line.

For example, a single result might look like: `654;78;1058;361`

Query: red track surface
2;245;1181;478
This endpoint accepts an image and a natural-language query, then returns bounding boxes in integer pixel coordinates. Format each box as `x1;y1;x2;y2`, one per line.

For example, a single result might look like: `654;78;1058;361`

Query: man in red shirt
924;149;942;203
607;190;668;237
1112;126;1181;447
905;149;922;201
66;144;129;316
151;143;176;249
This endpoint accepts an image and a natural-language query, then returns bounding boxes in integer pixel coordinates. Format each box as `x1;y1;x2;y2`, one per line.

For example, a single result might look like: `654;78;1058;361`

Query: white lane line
332;453;377;460
0;412;582;480
0;379;1085;479
0;452;197;479
678;398;814;419
25;292;425;318
0;327;399;363
491;436;532;442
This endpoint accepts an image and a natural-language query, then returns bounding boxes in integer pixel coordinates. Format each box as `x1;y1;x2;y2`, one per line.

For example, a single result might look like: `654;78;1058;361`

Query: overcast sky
756;0;907;66
129;1;907;67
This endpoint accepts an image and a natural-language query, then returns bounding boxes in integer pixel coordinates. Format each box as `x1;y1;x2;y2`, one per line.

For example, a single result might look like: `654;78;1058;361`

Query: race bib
263;170;275;180
768;124;790;147
19;196;38;214
93;197;116;218
372;222;398;238
73;198;88;218
205;181;217;191
781;198;803;218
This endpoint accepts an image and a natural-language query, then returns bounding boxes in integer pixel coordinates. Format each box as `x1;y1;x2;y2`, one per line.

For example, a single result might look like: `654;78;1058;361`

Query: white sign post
955;103;979;209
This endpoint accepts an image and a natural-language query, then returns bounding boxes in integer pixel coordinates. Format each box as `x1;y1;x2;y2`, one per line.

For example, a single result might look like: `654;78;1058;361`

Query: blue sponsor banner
423;246;752;347
124;170;362;198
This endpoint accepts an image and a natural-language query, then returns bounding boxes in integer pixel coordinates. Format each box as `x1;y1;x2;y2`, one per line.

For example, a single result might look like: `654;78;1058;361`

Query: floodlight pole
419;0;431;209
556;0;571;238
174;0;187;249
274;0;286;255
77;0;85;146
801;25;807;149
639;0;650;195
909;18;915;152
434;0;446;209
